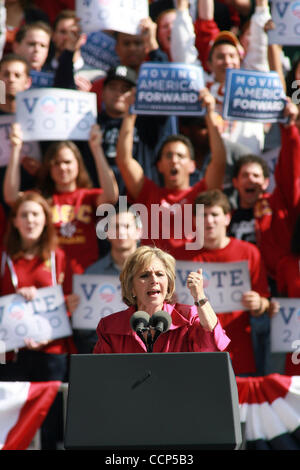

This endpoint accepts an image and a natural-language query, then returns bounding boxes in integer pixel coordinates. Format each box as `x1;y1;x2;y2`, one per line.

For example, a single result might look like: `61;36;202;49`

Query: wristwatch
194;298;208;307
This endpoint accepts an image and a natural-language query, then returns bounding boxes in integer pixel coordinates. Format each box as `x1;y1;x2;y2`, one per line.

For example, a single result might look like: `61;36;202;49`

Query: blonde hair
120;245;176;306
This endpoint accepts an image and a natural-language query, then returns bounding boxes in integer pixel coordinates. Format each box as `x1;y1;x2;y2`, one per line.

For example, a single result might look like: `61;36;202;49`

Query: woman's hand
187;268;205;301
17;286;38;301
268;299;280;317
88;123;103;152
242;291;269;316
24;337;51;350
10;122;23;150
199;87;216;115
66;293;80;313
188;268;218;331
124;87;136;115
17;285;50;349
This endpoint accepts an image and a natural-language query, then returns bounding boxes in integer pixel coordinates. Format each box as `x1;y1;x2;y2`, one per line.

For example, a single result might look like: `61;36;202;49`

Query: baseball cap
104;65;137;87
209;30;243;58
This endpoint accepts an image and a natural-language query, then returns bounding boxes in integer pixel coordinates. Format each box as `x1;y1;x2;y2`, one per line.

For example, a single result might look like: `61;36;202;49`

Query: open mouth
147;289;161;296
170;168;178;176
245;187;256;194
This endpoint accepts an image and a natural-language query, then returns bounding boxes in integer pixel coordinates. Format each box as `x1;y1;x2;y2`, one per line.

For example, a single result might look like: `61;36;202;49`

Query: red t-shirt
180;237;270;376
134;177;207;256
276;254;300;375
0;248;72;355
90;78;105;113
51;188;103;286
0;204;6;249
193;18;220;72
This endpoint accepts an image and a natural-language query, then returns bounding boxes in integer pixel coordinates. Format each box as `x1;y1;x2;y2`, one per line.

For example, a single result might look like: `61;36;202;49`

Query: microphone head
130;311;150;332
149;310;172;333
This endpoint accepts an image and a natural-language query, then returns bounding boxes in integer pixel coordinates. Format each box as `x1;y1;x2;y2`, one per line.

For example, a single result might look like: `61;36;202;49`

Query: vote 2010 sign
76;0;149;34
72;275;127;330
16;88;97;141
0;286;72;352
223;69;287;123
268;0;300;45
133;62;205;116
175;260;251;313
0;114;41;167
271;298;300;352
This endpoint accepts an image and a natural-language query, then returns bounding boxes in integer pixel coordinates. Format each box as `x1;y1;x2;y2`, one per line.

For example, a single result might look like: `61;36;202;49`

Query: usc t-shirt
51;188;103;277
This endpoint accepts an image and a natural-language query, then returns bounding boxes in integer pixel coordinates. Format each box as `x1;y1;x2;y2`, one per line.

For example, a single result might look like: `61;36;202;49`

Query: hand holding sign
16;88;97;141
63;16;87;52
66;293;81;314
223;69;287;123
242;290;264;316
88;123;103;153
282;97;299;127
10;122;23;151
16;286;38;302
17;286;50;350
199;87;215;114
24;337;51;351
133;62;205;116
139;16;159;55
9;122;41;177
0;286;72;352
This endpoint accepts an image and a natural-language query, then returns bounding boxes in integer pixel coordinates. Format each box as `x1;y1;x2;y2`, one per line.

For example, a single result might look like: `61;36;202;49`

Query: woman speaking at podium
93;246;230;354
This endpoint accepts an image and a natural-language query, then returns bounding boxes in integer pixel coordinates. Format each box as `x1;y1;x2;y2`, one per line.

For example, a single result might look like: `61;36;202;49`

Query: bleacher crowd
0;0;299;449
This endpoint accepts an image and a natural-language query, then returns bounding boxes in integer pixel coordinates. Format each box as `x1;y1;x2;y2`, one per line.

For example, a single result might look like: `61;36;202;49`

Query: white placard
175;260;251;313
72;274;127;330
271;298;300;352
268;0;300;45
16;88;97;141
76;0;149;34
0;285;72;352
0;114;41;167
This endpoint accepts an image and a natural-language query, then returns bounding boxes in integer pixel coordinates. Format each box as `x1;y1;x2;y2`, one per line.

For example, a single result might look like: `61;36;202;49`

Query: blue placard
132;62;205;116
81;31;120;72
223;69;287;123
30;70;55;88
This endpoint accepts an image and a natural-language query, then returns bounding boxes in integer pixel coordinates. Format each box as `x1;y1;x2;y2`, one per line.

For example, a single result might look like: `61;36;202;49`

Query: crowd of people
0;0;299;449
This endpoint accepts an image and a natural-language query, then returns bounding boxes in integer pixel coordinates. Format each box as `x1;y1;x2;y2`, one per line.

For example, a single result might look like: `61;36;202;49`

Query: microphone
130;311;150;334
149;310;172;334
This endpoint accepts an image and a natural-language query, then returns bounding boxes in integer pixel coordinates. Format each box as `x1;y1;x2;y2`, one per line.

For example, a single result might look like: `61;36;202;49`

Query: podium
64;352;242;450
